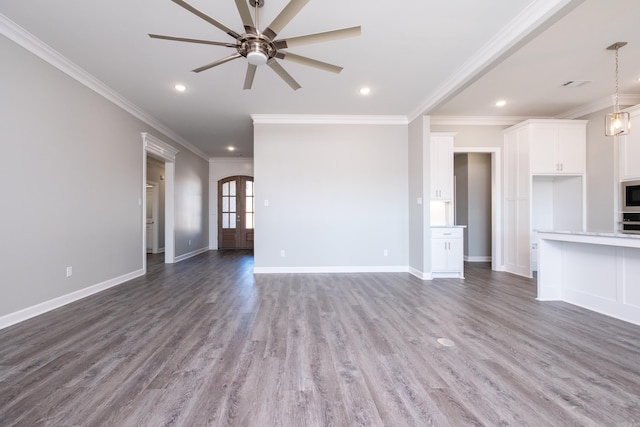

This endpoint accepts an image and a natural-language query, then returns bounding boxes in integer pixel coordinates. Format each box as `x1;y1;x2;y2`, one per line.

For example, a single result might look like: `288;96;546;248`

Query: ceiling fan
149;0;361;90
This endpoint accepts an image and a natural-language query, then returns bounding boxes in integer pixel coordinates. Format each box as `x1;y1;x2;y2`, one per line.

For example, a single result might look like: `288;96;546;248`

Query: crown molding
0;13;209;161
209;157;254;163
558;94;640;119
251;114;408;125
407;0;581;122
430;115;545;126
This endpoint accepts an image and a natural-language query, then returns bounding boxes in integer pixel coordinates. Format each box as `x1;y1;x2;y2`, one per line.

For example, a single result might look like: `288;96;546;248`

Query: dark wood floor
1;252;639;426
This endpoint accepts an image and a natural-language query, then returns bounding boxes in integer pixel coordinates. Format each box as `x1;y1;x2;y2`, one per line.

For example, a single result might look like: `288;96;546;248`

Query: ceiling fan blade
276;52;342;74
244;64;258;90
274;26;361;49
262;0;310;41
148;34;237;48
192;53;242;73
267;60;301;90
171;0;241;39
234;0;256;34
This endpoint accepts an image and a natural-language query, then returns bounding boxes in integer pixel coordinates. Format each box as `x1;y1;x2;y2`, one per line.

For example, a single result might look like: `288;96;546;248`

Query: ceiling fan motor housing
241;37;275;65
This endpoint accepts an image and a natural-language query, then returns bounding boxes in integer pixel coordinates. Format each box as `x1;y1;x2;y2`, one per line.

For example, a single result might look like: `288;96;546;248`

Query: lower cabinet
431;227;464;278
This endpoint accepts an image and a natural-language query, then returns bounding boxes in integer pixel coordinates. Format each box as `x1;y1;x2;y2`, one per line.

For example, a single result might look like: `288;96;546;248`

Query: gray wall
454;154;470;254
253;122;408;270
455;154;492;260
583;108;616;232
0;35;209;320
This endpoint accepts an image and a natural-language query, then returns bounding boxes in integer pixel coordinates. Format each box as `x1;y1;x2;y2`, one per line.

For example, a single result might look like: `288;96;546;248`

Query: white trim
0;14;209;161
558;95;640;119
250;114;408;125
254;266;409;274
409;267;433;281
465;256;492;262
142;133;177;264
174;247;209;263
430;116;542;126
0;269;144;330
164;162;176;263
142;132;179;161
408;0;580;121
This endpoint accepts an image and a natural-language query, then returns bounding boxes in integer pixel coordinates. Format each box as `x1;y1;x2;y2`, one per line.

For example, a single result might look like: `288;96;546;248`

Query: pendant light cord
615;46;620;113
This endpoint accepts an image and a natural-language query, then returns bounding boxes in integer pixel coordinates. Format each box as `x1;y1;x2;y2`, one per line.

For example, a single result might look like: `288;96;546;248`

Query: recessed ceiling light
359;87;371;95
173;84;187;92
495;100;507;107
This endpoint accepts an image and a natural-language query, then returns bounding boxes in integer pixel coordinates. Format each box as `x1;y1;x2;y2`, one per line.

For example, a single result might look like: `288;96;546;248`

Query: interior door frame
453;146;503;271
141;133;179;271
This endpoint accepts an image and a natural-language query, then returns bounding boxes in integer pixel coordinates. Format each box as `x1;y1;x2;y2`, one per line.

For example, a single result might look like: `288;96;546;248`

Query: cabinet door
447;238;464;271
430;136;453;199
431;239;448;271
531;126;558;174
557;126;585;174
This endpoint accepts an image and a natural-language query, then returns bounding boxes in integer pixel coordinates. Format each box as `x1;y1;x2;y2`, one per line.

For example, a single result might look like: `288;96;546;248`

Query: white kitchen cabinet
430;133;454;200
619;107;640;181
530;121;586;174
431;227;464;278
503;119;586;278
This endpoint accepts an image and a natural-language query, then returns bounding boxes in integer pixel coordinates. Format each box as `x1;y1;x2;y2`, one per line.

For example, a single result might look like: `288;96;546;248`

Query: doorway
141;132;178;271
146;181;160;254
453;147;502;271
218;175;254;249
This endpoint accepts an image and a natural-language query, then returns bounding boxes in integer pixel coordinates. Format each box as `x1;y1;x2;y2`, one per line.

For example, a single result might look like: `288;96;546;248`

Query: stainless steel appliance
621;212;640;234
621;180;640;213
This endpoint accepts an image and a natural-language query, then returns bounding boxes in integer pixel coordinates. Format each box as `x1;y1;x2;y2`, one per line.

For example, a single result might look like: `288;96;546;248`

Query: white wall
253;122;408;272
0;34;209;324
209;158;254;249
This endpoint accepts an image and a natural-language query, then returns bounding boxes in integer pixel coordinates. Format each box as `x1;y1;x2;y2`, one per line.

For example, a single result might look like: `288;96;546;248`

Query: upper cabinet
619;106;640;181
529;121;587;175
430;133;454;200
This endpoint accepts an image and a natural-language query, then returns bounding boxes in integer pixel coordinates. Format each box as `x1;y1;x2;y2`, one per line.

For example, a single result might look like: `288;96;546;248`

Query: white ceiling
1;0;639;158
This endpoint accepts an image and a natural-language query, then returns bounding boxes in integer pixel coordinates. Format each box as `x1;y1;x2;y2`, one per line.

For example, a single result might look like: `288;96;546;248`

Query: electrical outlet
280;250;286;257
66;266;73;277
188;239;191;246
383;249;389;257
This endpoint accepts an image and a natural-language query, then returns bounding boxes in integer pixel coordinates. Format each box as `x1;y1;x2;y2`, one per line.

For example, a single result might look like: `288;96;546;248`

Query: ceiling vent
562;80;592;87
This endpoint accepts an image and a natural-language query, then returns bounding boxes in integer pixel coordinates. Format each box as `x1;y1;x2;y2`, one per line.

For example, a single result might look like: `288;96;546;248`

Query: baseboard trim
254;266;409;274
464;256;492;262
0;268;145;330
409;267;432;281
174;247;209;263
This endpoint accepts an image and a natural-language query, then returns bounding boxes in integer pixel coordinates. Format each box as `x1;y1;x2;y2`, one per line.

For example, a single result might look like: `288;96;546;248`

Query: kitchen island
537;230;640;326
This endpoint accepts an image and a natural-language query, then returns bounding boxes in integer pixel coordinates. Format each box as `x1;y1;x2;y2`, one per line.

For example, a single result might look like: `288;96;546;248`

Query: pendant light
605;42;630;136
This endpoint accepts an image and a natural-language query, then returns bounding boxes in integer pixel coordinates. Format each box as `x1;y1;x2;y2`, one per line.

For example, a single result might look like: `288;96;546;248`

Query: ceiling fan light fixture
605;42;630;136
246;40;269;66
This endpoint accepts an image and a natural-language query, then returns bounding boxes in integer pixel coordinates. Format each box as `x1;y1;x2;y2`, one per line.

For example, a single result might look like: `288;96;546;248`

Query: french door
218;176;254;249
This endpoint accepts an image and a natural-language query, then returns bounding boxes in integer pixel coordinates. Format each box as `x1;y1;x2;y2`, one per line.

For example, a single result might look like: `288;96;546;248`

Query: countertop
431;225;467;228
535;229;640;239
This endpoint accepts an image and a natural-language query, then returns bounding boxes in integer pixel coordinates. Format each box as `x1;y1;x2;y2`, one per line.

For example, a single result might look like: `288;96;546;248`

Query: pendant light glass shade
605;42;630;136
605;111;631;136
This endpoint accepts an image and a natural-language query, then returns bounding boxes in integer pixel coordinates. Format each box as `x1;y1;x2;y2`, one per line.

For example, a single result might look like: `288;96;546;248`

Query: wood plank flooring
1;252;640;426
